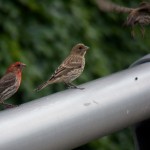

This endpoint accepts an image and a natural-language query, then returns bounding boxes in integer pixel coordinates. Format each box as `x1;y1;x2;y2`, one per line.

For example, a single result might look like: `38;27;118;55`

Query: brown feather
35;43;88;91
96;0;150;36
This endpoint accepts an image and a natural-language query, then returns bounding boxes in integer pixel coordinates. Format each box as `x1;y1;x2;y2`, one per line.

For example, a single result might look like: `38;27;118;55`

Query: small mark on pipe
84;103;91;106
93;100;99;104
135;77;138;81
126;110;130;114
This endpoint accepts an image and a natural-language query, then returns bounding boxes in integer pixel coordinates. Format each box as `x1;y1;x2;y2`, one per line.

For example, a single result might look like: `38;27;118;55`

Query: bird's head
6;62;26;73
71;43;89;56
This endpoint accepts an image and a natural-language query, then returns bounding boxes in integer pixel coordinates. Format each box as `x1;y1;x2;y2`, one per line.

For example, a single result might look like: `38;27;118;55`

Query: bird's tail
34;81;50;92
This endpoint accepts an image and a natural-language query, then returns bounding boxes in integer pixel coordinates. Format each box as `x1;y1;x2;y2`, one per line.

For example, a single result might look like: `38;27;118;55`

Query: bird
96;0;150;37
125;2;150;37
35;43;89;91
0;62;26;108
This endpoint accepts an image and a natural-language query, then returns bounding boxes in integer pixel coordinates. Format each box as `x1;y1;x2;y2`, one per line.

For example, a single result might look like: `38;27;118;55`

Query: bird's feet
68;86;84;90
1;102;18;109
65;82;84;90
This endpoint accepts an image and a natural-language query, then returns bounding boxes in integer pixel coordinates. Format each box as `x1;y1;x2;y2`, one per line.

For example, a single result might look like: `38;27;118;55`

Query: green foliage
75;128;134;150
0;0;149;149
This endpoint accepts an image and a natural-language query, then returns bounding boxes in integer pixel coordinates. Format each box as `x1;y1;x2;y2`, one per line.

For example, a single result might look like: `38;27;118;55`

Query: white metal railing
0;55;150;150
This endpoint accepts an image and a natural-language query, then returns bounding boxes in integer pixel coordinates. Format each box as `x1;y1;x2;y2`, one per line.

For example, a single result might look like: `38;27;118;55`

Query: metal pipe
0;59;150;150
130;54;150;150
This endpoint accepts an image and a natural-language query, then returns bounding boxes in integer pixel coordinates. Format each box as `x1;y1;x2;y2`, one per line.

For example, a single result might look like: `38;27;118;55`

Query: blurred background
0;0;149;149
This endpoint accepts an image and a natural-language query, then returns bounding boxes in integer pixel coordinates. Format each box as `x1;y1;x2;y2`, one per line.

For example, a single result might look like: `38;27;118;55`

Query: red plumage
0;62;26;108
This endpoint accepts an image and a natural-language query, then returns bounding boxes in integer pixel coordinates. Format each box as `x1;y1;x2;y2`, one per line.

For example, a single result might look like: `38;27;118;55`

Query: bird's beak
21;63;26;68
85;46;89;50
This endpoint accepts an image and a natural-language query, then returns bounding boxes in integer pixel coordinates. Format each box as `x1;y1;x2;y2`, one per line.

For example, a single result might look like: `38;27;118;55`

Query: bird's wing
49;55;82;80
0;73;17;93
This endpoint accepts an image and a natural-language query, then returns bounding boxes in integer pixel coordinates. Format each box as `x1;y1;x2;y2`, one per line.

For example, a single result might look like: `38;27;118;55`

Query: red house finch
0;62;26;108
35;43;89;91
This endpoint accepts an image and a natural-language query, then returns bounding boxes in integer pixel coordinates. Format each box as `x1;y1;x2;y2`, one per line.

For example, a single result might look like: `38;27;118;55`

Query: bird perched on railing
35;43;89;91
0;62;26;108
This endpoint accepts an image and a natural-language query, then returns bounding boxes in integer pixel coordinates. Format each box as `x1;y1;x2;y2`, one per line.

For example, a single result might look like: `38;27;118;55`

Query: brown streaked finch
0;62;26;108
35;43;89;91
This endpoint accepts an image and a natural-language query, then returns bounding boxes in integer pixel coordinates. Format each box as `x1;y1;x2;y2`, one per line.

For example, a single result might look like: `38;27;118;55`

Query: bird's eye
79;46;82;50
17;64;21;67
